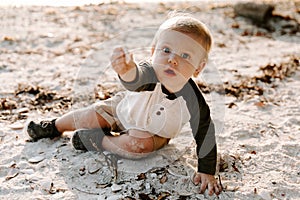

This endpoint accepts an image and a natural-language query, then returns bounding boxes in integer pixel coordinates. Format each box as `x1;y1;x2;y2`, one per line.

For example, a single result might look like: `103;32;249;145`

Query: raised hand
110;47;136;82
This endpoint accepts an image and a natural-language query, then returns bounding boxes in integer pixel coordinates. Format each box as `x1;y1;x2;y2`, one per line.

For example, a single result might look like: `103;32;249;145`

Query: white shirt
116;83;191;138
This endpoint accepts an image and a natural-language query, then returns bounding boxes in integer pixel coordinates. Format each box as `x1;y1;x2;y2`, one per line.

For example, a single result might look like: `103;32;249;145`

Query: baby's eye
181;53;190;59
162;47;171;53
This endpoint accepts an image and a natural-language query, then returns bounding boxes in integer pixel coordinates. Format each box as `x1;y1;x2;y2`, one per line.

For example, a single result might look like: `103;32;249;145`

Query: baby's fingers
126;52;135;67
111;47;126;63
111;47;127;73
207;183;215;196
192;173;201;185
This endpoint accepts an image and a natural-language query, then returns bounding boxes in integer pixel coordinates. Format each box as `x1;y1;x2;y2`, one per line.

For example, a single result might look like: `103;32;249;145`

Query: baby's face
151;30;207;92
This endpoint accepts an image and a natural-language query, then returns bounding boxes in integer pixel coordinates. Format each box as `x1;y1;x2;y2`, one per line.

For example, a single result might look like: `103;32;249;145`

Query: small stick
218;174;224;191
73;187;100;195
104;153;118;183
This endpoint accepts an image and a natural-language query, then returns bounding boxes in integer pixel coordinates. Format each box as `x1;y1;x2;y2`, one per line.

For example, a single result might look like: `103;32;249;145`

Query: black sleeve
194;104;217;175
119;61;158;92
185;81;217;175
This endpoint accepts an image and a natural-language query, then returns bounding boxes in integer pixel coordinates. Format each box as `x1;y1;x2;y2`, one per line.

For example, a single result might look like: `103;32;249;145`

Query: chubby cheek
181;68;195;79
151;53;166;66
177;62;196;79
151;57;166;74
152;65;165;81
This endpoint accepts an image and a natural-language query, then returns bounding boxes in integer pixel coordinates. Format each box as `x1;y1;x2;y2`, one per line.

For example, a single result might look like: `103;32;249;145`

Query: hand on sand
192;172;223;196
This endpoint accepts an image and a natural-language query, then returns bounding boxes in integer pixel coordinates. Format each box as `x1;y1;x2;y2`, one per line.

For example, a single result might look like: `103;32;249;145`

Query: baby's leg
56;106;110;133
27;103;111;141
101;129;169;159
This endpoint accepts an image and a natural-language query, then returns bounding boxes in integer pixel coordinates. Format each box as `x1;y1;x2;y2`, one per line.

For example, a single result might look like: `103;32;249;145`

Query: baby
27;13;222;196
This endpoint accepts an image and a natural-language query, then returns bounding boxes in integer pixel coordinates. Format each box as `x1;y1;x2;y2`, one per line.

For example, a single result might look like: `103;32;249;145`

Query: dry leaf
3;36;15;41
232;22;240;28
250;150;257;154
137;173;146;180
5;169;19;181
159;174;168;184
254;101;265;107
138;193;153;200
157;191;171;200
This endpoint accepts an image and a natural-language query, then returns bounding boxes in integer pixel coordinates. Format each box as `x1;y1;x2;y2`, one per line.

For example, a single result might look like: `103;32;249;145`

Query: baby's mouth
164;69;176;76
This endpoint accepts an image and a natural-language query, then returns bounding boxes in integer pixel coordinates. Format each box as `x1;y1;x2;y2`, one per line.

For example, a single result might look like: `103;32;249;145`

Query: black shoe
27;119;61;141
71;128;112;151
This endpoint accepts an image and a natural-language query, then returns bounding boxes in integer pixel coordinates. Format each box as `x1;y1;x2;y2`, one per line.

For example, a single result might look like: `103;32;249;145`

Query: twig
73;187;100;195
218;174;224;191
216;175;233;199
104;153;118;183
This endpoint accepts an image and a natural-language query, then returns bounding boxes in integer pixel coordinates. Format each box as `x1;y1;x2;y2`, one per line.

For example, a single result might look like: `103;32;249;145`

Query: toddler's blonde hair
152;12;213;59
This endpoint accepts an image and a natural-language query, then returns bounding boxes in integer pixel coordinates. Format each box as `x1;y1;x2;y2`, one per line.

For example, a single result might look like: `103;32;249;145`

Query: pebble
97;195;106;200
5;168;19;180
167;165;187;177
150;173;157;179
107;194;122;200
18;161;29;169
145;182;151;190
40;180;53;191
259;189;272;200
178;191;193;196
17;107;29;113
97;167;113;185
20;168;35;175
117;160;123;164
111;183;122;192
0;130;5;137
84;159;102;174
88;166;100;174
8;161;16;167
8;122;24;130
79;167;86;176
28;156;45;164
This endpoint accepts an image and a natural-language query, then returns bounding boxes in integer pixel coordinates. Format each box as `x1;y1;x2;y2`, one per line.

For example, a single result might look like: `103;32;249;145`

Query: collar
161;84;178;100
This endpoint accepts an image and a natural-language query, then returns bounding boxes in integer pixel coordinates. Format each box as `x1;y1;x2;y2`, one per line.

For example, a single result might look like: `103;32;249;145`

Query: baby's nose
168;54;178;66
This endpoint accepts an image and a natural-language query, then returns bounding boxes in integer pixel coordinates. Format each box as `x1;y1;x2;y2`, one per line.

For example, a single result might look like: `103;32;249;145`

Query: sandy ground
0;0;300;199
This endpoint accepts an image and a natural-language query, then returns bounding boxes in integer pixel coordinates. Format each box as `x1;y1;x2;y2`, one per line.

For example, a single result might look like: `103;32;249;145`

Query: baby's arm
110;47;137;82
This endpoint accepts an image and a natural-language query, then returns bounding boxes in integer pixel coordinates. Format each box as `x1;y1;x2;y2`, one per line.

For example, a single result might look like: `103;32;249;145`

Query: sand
0;0;299;199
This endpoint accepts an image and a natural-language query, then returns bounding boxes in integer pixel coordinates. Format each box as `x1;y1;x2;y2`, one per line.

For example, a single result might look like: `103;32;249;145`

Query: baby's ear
151;46;155;55
193;60;206;77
